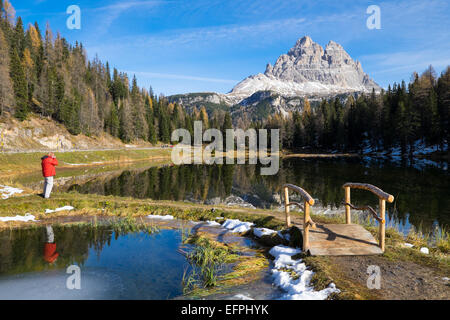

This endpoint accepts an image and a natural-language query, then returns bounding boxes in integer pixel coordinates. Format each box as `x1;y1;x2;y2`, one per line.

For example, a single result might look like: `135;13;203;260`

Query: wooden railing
342;183;394;252
283;184;316;251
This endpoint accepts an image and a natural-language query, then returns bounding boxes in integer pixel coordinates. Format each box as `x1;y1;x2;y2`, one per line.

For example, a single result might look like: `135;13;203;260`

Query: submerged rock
204;197;221;205
225;196;256;209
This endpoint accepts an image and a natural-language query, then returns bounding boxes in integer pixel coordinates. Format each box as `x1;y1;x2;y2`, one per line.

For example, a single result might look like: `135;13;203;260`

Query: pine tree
428;88;440;145
143;95;157;144
149;86;154;99
60;93;81;135
108;102;120;137
0;27;14;115
130;75;148;140
105;62;111;88
119;100;133;142
159;112;170;143
9;47;28;120
148;119;157;145
185;113;194;140
13;16;25;57
333;98;345;149
222;112;232;132
367;89;383;151
437;67;450;151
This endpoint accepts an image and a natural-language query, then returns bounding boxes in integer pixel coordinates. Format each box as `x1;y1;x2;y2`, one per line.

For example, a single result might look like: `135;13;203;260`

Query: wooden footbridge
283;183;394;256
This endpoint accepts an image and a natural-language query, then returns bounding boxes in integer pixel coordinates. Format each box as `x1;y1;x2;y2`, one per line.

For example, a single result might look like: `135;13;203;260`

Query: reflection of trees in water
68;159;449;231
72;164;236;202
0;225;113;275
256;158;450;231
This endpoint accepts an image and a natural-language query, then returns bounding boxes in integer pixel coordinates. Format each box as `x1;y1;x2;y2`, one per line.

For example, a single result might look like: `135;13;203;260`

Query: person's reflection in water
44;225;59;264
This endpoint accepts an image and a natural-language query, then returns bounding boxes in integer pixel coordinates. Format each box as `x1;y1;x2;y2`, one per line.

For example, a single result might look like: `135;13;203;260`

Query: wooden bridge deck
282;183;393;256
300;223;383;256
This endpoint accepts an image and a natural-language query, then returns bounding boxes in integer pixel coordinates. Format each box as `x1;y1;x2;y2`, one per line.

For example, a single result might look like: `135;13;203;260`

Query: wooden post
303;201;310;251
379;199;386;251
284;187;291;227
345;186;351;224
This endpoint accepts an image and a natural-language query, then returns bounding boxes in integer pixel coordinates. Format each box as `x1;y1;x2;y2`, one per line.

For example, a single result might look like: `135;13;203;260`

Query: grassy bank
180;234;269;298
0;148;172;180
0;192;286;231
0;191;448;300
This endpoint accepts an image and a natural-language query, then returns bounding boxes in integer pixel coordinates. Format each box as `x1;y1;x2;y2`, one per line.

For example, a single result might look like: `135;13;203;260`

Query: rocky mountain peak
287;35;324;60
325;40;342;50
231;35;381;97
290;35;314;50
171;36;382;117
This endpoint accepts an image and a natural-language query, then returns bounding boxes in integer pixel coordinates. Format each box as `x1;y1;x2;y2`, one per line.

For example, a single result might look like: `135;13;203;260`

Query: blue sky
12;0;450;95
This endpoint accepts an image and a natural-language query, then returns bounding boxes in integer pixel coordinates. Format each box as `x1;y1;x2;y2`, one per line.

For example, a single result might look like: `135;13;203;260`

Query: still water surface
65;158;449;233
0;224;187;299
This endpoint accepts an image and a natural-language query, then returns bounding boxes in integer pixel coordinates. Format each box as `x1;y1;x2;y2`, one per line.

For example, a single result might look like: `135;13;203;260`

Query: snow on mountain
168;36;381;124
229;73;371;98
229;36;381;98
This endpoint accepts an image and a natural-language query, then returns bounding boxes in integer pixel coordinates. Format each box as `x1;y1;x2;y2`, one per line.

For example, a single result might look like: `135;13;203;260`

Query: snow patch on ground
147;214;174;220
205;220;221;226
188;218;340;300
253;227;277;238
222;219;254;233
278;231;290;241
420;247;429;254
45;206;75;214
0;185;24;199
269;245;339;300
0;213;36;222
197;218;340;299
404;243;414;248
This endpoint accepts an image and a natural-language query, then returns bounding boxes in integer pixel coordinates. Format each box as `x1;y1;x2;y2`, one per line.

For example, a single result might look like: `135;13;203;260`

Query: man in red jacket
41;152;58;199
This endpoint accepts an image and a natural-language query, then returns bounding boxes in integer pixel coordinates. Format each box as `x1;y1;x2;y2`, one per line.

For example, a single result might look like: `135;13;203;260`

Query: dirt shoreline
328;255;450;300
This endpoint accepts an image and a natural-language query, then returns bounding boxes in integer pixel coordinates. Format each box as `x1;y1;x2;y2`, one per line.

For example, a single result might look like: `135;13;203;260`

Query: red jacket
44;243;59;264
41;156;58;177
